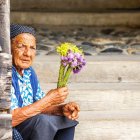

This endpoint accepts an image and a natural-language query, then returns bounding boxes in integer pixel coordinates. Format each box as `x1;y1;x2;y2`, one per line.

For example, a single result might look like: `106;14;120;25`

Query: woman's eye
17;44;23;48
17;44;26;49
31;47;36;50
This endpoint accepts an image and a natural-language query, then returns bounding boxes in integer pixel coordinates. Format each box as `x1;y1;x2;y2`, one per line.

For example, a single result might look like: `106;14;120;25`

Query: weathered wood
0;0;11;111
0;0;11;139
0;53;11;111
0;0;10;54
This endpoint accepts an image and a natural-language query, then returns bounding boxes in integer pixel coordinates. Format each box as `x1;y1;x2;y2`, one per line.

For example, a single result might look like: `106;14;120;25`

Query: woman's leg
15;114;78;140
15;114;57;140
54;126;75;140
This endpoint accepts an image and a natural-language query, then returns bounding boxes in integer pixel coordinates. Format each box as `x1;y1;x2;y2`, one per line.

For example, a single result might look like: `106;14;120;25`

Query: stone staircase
0;52;140;140
0;0;140;139
10;0;140;27
33;54;140;140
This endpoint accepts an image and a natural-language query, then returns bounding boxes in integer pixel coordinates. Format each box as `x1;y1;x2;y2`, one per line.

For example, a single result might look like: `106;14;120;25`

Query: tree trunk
0;0;10;53
0;0;12;139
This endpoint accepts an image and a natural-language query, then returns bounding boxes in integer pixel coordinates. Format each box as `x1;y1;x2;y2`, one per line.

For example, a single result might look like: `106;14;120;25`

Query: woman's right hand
45;87;69;106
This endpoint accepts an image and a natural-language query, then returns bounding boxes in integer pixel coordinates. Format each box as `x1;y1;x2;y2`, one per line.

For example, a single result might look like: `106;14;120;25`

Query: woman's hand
45;87;69;106
63;102;80;120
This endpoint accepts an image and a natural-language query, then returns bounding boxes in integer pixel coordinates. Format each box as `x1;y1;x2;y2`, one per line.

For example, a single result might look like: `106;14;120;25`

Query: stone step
40;83;140;111
40;82;140;91
11;0;140;12
33;55;140;83
41;83;140;121
67;89;140;111
0;114;12;140
11;11;140;27
78;110;140;121
74;120;140;140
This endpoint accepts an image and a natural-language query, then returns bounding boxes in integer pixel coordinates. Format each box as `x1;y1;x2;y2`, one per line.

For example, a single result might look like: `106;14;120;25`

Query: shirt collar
12;66;31;81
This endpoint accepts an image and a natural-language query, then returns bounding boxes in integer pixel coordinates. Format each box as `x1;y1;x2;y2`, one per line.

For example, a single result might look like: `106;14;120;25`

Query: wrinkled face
11;33;36;69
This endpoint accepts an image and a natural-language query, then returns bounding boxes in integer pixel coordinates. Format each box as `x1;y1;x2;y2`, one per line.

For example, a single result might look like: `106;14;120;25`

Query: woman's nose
23;47;32;56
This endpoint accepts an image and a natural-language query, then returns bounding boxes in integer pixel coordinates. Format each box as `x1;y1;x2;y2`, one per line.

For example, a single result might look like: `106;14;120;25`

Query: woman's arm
12;87;68;127
12;95;52;127
42;104;65;116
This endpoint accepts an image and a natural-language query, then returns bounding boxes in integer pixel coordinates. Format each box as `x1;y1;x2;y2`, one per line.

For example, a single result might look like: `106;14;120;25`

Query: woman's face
11;33;36;69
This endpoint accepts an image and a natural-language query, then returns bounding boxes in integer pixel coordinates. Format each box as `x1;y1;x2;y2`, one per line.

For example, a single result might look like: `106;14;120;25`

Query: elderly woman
11;24;79;140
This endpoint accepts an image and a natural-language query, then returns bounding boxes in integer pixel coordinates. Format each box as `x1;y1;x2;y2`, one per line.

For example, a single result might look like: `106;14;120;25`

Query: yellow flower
57;42;83;56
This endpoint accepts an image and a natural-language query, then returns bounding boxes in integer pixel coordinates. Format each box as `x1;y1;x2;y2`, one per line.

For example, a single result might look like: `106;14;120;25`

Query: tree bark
0;0;11;112
0;0;11;113
0;0;10;53
0;1;12;139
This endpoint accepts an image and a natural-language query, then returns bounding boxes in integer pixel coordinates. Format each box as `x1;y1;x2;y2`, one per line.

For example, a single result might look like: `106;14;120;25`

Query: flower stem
63;66;72;86
57;64;65;88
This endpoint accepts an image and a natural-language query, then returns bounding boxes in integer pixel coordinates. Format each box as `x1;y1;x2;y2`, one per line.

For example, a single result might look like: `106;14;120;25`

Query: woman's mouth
22;59;30;63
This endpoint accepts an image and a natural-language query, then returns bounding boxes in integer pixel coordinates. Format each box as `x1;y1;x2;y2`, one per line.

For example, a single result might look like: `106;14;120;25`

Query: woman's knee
32;114;50;124
29;114;57;140
54;126;76;140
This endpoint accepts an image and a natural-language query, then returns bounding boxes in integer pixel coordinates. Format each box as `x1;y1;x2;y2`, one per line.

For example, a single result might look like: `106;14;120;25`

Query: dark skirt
14;114;78;140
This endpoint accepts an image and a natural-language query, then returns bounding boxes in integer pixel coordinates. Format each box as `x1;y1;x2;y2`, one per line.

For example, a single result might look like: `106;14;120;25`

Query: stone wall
33;25;140;56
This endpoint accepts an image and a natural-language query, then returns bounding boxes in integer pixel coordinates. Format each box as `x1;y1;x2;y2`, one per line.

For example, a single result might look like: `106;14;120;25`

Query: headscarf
10;24;36;39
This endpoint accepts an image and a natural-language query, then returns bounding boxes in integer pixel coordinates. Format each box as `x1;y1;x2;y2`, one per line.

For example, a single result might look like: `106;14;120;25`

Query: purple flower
67;53;74;62
71;60;78;68
75;53;81;59
60;50;86;73
61;56;68;61
73;68;80;74
73;65;83;74
81;59;86;66
62;61;67;66
73;67;81;74
77;55;84;62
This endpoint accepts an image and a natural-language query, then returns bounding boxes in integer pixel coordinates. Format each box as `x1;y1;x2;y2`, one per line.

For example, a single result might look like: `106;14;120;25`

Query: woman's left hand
63;102;80;120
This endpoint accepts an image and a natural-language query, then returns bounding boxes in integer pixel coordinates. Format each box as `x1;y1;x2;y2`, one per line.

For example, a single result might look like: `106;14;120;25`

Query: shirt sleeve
11;85;19;110
35;82;45;101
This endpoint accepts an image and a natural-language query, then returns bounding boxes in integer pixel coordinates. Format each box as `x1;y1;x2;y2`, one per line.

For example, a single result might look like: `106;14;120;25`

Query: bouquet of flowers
57;42;86;88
